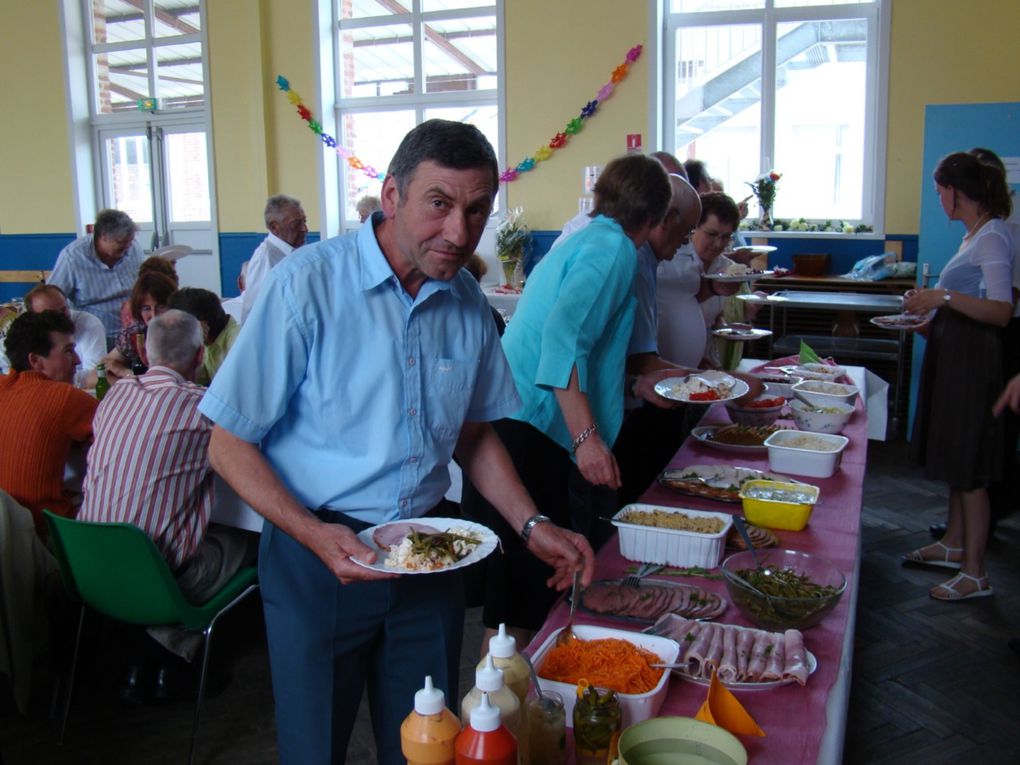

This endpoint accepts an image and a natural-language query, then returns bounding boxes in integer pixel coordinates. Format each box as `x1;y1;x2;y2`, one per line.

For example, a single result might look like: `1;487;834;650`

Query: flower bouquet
495;207;532;290
746;171;782;229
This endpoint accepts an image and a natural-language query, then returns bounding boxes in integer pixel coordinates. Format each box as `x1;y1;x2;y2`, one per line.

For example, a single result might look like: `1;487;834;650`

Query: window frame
659;0;890;234
324;0;506;236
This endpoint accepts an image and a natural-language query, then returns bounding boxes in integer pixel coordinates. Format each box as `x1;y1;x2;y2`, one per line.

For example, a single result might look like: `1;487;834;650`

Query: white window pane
672;24;761;204
671;1;764;12
92;0;145;44
153;1;202;38
95;49;149;114
776;1;873;8
155;42;205;109
423;0;496;11
104;136;153;223
340;24;416;97
773;19;867;220
165;132;210;222
340;0;407;21
423;16;497;94
341;110;417;219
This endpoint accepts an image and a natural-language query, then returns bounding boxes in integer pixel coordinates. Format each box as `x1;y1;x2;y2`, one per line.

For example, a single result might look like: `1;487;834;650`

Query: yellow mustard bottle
401;675;461;765
480;624;531;763
461;654;521;753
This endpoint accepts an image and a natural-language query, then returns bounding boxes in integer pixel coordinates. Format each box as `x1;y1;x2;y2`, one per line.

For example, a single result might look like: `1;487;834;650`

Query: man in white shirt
240;196;308;323
16;285;105;389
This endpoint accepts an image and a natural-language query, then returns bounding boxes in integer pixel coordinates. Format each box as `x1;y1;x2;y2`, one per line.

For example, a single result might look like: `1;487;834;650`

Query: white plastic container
611;504;732;568
531;624;679;729
764;430;849;478
791;379;859;408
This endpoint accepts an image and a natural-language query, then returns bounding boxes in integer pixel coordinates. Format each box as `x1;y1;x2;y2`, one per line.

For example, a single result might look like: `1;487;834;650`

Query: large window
663;0;886;229
333;1;502;226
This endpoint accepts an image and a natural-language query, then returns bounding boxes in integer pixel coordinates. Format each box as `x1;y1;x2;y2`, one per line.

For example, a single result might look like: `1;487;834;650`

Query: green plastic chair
43;511;259;765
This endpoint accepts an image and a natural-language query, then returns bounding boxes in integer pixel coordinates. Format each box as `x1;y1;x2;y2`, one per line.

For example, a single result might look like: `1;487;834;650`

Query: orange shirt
0;371;97;534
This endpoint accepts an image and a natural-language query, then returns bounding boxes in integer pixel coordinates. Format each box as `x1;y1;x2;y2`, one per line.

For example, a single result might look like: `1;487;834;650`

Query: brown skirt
910;307;1005;490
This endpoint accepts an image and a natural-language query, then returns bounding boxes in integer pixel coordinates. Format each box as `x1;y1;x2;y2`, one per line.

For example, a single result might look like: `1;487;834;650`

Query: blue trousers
259;509;465;765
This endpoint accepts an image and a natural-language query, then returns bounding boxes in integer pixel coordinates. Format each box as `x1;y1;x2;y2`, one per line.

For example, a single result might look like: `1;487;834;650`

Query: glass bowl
721;548;846;631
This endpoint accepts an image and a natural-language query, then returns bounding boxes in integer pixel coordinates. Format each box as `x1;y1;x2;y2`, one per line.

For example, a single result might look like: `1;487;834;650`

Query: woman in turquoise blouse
462;154;671;641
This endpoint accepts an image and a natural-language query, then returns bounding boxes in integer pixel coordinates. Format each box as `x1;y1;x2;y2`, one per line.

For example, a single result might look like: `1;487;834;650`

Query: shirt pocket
424;357;479;440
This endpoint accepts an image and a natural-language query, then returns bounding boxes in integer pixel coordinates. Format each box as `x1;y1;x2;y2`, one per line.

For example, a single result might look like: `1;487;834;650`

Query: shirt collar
141;365;188;384
265;231;294;255
356;212;459;302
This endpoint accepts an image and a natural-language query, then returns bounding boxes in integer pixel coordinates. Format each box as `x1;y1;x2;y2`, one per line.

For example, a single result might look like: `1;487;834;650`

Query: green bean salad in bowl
721;548;846;631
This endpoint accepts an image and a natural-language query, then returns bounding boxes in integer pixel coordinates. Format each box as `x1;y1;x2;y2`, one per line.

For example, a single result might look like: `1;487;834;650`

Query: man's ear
195;345;206;368
27;351;46;373
380;175;400;217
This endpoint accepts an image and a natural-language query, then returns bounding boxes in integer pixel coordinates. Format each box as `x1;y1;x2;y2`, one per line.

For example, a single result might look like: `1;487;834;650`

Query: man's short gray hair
145;309;203;371
264;194;302;228
93;209;137;240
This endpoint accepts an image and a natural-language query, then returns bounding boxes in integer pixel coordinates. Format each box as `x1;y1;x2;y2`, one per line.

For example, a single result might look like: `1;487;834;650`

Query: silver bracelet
571;422;599;453
520;514;552;544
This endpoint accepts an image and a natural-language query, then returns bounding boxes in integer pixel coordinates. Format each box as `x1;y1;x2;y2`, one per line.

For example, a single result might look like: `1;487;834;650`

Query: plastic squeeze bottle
455;692;518;765
400;675;461;765
481;624;531;762
460;655;521;745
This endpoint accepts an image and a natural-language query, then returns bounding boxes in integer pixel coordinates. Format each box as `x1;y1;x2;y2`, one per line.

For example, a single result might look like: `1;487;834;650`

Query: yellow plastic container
739;480;820;531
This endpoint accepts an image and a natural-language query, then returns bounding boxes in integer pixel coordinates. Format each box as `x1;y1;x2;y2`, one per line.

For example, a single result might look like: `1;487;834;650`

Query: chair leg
57;604;86;744
188;623;215;765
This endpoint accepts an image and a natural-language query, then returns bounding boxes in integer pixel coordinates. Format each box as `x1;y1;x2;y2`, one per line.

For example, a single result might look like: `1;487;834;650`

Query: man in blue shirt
199;120;594;765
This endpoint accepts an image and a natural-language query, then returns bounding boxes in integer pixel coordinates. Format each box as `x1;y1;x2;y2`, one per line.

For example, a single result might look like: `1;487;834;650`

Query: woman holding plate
461;154;671;644
902;151;1014;600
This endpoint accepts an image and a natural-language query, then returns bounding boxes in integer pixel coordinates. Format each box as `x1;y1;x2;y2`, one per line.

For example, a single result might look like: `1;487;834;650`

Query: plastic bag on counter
843;253;897;280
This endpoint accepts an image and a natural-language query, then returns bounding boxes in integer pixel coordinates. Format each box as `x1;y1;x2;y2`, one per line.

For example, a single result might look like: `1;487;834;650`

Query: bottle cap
488;623;517;659
475;654;505;692
413;675;446;716
469;692;501;733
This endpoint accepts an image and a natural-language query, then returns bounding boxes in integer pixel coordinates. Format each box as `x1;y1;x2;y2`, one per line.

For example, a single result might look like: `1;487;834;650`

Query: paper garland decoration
275;43;642;185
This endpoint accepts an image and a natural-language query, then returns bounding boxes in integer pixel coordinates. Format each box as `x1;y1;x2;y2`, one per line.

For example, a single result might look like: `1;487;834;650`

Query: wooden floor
2;439;1018;764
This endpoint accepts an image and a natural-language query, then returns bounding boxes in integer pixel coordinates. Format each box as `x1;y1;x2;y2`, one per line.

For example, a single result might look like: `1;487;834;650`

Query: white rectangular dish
530;624;679;728
764;430;849;478
611;503;733;568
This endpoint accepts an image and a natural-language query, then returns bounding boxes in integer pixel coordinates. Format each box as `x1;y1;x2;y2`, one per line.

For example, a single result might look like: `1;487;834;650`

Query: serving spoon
555;569;582;646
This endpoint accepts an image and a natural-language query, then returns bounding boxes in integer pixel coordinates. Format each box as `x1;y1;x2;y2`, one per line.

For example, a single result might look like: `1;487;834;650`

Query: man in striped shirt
80;310;254;608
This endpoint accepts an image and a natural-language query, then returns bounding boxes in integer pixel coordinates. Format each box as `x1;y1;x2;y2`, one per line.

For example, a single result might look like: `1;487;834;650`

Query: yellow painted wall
503;0;651;230
0;2;76;235
885;0;1020;234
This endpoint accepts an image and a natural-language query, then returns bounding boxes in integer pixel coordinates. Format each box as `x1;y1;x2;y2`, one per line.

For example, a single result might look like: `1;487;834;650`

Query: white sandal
902;541;962;570
930;572;993;601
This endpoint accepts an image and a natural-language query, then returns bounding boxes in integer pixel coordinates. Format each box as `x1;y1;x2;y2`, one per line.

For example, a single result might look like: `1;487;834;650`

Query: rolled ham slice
372;521;435;549
684;622;715;678
745;630;772;682
782;629;810;686
761;633;786;682
717;625;739;683
701;624;725;678
735;628;755;681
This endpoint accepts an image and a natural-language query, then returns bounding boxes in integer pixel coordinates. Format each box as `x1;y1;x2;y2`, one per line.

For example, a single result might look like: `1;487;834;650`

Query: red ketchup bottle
455;692;518;765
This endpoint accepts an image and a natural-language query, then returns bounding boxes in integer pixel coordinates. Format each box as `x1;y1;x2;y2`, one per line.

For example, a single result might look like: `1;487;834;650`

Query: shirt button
408;357;416;366
408;407;417;417
400;499;408;507
408;456;418;464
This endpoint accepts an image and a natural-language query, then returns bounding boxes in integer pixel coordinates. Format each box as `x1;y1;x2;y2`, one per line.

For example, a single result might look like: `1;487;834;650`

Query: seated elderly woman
102;271;178;380
167;288;241;385
461;153;672;646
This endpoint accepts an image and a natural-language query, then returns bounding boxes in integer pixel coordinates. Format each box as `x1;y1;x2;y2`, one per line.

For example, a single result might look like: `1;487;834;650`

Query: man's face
95;233;135;265
270;205;308;248
649;203;701;262
29;291;71;319
692;213;735;264
31;332;79;384
382;160;494;284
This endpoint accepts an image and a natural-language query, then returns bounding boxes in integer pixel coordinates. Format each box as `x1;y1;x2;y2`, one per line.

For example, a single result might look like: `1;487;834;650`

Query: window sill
742;229;885;241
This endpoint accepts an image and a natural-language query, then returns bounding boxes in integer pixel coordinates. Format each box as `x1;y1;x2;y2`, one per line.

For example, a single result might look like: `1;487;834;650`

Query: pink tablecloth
527;388;866;764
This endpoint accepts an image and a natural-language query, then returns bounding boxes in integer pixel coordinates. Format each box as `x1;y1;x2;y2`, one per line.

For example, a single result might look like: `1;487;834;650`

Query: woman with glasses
656;192;749;368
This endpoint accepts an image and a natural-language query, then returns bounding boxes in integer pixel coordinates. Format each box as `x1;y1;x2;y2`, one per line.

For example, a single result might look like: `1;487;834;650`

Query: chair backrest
43;511;194;628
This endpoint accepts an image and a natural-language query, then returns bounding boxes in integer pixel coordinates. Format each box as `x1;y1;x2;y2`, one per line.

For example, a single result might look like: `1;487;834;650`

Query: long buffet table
527;365;867;765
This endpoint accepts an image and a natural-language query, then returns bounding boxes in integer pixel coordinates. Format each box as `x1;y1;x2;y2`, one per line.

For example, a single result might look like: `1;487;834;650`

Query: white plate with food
736;293;786;303
576;578;728;624
351;518;497;574
712;326;773;342
689;424;785;454
659;465;797;503
654;373;750;404
870;312;930;331
704;270;775;283
675;648;816;691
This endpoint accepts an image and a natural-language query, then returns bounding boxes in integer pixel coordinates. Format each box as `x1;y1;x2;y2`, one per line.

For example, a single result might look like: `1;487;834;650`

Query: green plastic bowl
618;717;747;765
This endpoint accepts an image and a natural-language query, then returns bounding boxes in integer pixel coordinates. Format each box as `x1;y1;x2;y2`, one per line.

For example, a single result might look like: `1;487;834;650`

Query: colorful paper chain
275;43;642;186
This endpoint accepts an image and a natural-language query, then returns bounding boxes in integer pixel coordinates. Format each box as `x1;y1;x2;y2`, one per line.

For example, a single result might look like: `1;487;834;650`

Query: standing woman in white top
902;152;1014;600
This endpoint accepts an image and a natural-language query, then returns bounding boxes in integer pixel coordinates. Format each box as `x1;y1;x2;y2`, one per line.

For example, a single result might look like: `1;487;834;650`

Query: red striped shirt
80;366;212;569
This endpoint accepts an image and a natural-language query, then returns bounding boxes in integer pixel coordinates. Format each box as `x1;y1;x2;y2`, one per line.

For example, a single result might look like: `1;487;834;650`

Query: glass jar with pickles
572;683;621;765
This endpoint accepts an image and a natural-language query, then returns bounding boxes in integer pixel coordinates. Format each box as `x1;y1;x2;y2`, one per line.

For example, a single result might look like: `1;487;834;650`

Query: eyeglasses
698;227;733;245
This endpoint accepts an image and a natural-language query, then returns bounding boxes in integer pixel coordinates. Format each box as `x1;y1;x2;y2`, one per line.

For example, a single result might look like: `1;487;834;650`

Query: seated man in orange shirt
0;311;97;535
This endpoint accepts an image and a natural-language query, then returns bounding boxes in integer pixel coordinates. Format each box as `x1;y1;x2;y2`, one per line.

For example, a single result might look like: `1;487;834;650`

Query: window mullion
760;11;776;175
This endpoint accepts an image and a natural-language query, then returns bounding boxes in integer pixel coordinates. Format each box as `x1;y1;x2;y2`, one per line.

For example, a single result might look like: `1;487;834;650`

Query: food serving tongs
622;562;665;588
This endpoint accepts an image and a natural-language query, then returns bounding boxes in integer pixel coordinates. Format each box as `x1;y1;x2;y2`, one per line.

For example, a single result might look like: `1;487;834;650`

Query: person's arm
102;348;134;380
553;366;621;489
993;373;1020;416
903;288;1012;327
626;353;690;409
207;426;394;583
455;421;595;589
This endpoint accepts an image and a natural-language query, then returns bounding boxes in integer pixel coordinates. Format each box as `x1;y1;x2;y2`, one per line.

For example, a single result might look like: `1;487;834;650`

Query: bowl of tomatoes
724;394;786;427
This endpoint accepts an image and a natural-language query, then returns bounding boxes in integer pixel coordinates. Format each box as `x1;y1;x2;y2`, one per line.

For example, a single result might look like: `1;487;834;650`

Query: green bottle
95;363;110;401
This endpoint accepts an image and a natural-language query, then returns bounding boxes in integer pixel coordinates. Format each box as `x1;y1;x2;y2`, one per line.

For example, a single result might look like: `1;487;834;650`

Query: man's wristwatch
942;289;952;305
520;514;552;544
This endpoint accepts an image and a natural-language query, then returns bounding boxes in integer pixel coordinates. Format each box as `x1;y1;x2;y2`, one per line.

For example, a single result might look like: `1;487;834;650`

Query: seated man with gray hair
241;194;308;323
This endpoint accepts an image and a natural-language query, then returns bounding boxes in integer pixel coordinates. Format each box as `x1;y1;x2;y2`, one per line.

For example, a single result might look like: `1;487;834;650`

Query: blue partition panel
218;232;321;297
0;233;76;301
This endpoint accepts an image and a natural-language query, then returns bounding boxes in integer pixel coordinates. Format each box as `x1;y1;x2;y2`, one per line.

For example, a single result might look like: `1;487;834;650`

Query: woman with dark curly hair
102;271;178;379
